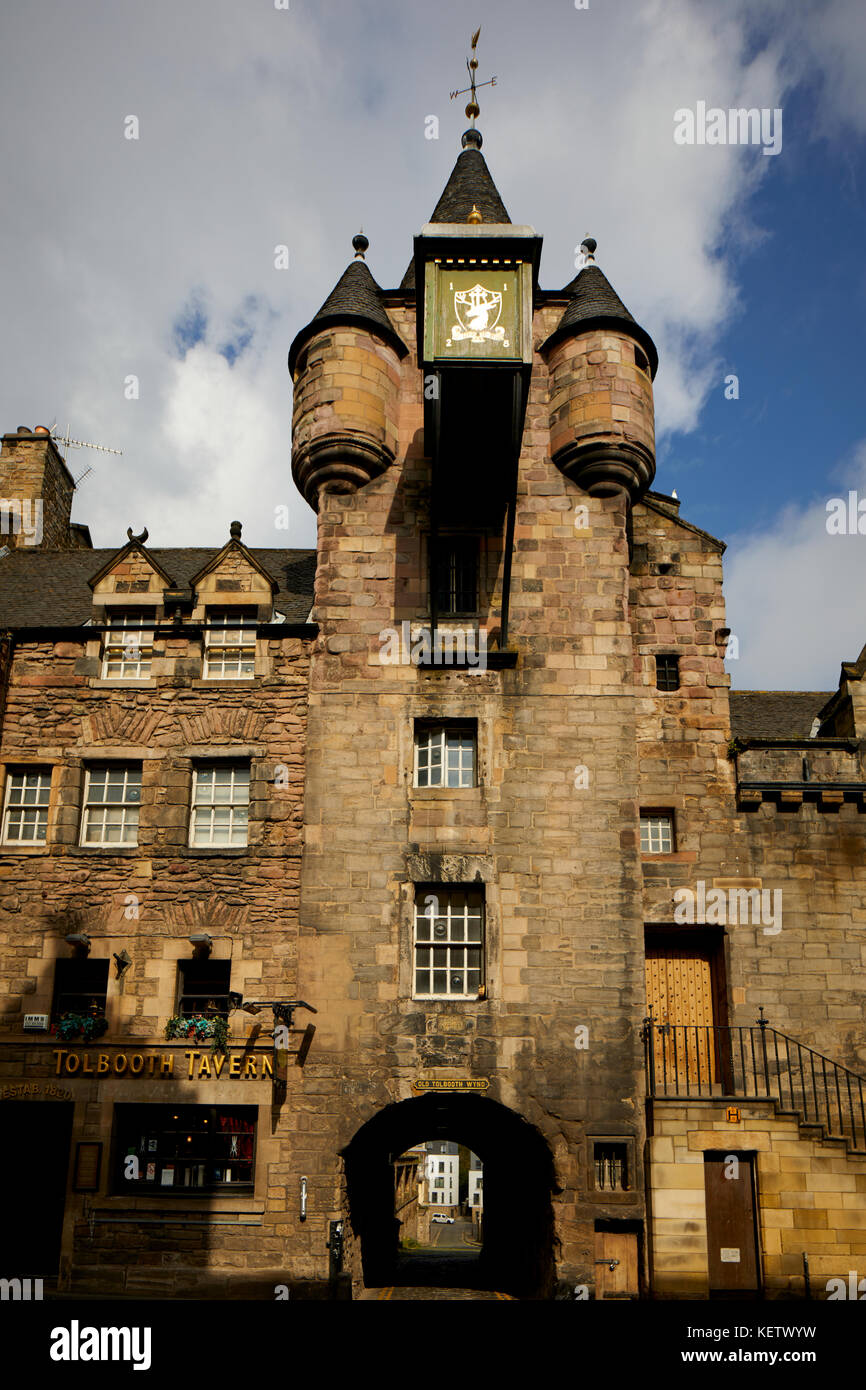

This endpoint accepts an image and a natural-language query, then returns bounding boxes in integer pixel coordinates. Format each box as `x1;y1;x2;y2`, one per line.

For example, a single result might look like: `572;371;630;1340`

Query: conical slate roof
399;140;512;291
288;257;407;376
543;264;658;376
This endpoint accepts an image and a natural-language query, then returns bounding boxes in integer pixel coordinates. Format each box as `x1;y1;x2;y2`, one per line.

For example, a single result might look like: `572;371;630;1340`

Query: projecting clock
423;260;532;365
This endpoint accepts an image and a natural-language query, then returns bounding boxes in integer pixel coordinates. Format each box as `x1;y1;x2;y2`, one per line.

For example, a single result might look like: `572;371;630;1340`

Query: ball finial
352;231;369;260
461;127;483;150
580;236;598;265
230;520;242;541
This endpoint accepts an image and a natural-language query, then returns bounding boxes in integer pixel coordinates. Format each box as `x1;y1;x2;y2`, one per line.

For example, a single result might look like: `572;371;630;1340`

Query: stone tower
287;124;665;1297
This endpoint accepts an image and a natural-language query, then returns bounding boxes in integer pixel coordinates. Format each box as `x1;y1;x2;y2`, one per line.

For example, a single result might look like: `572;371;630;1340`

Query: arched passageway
343;1094;558;1298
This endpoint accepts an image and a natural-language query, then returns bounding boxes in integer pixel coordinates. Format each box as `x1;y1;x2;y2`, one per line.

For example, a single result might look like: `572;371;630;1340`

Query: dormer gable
88;528;174;607
188;522;277;620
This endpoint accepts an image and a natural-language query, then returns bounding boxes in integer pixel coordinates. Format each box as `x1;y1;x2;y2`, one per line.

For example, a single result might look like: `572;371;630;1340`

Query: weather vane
450;27;497;127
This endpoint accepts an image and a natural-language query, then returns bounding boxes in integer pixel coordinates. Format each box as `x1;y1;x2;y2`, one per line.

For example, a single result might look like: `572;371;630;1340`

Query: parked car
431;1214;455;1224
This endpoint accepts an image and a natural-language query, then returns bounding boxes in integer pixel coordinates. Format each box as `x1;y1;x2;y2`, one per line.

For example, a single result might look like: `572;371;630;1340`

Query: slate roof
398;146;512;292
542;265;659;375
287;259;407;377
0;548;317;628
729;691;834;740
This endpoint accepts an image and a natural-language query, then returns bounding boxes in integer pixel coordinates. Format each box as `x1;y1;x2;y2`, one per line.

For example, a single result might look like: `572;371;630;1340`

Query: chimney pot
34;425;50;435
16;425;31;434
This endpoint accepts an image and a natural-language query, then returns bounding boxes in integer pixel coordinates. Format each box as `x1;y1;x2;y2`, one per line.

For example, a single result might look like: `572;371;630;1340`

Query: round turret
541;245;657;503
289;235;407;511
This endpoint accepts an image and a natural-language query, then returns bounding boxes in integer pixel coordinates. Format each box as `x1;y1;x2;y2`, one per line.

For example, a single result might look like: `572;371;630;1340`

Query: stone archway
342;1093;558;1298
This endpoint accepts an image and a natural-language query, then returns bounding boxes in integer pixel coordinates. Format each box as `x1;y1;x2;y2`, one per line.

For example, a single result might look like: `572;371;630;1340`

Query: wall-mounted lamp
65;933;91;953
113;949;132;979
228;991;243;1011
187;933;212;955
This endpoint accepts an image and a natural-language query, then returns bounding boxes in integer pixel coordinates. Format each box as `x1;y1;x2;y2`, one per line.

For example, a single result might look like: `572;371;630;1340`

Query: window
655;654;680;691
434;537;479;616
414;886;484;999
414;723;476;788
434;1177;445;1189
177;959;231;1018
203;608;257;679
634;347;649;375
190;763;250;847
81;764;142;846
2;767;51;843
52;958;109;1023
101;611;154;679
640;813;674;854
113;1105;256;1193
438;1161;445;1174
594;1143;629;1192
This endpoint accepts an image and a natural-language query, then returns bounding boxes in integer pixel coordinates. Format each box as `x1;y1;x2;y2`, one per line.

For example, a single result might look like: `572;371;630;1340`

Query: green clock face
426;264;525;363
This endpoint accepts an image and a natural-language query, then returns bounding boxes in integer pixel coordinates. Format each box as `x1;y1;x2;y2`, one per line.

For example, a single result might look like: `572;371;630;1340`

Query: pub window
177;959;231;1019
414;722;476;788
113;1104;256;1194
101;610;154;679
2;767;52;844
655;654;680;691
434;537;479;616
189;762;250;847
594;1142;629;1192
414;885;484;1000
80;764;142;846
203;608;257;679
640;812;674;854
52;957;109;1023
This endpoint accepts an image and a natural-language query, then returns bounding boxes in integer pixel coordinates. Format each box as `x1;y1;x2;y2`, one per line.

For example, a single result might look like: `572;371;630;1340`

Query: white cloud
0;0;863;547
724;439;866;689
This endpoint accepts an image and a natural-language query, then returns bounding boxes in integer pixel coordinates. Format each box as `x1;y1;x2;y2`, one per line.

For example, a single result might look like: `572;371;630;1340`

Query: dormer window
203;608;257;679
101;611;154;679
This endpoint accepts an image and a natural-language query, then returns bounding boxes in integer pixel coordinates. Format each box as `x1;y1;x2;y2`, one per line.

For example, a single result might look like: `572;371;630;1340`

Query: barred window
655;654;680;691
414;723;476;788
101;611;154;679
2;768;51;844
203;609;257;679
594;1143;629;1191
640;814;674;854
414;887;484;999
190;764;250;847
81;765;142;846
434;537;479;616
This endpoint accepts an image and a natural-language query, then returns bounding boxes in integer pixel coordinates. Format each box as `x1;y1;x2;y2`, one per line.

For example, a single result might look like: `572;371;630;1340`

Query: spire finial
352;230;369;260
468;203;482;224
450;26;497;142
230;520;242;541
580;236;598;267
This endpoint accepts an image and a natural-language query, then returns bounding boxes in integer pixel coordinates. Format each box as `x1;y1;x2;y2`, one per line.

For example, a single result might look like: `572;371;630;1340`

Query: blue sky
1;0;865;688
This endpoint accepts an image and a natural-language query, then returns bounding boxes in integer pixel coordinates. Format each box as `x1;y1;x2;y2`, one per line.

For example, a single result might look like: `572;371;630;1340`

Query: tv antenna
47;420;123;489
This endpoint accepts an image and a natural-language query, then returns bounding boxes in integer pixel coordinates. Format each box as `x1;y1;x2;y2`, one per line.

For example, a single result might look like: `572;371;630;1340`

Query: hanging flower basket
164;1014;229;1055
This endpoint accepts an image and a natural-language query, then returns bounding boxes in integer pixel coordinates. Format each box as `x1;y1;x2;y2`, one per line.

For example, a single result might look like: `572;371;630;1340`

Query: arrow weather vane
450;26;497;126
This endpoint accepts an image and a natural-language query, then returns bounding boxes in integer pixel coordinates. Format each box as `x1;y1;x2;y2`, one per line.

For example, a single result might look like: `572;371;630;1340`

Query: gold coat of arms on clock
448;283;509;346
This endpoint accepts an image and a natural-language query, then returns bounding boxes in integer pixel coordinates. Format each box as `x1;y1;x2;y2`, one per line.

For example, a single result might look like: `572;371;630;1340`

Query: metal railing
642;1010;866;1154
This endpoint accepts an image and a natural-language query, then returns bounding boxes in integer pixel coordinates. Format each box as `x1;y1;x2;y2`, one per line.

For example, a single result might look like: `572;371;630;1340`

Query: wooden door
594;1231;639;1300
704;1153;760;1294
645;946;717;1086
